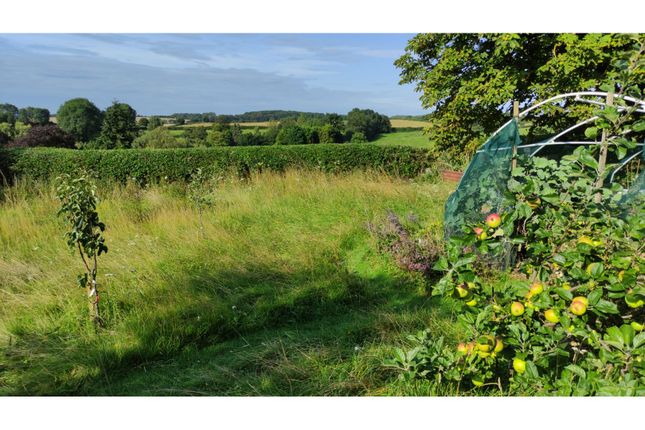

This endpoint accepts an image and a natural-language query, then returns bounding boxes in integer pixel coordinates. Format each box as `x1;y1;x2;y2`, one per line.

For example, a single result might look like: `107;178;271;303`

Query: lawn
0;170;458;395
373;130;434;149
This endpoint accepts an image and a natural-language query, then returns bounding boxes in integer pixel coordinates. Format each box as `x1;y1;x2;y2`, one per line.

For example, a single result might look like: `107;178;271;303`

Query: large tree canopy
96;101;138;149
56;98;103;143
395;33;641;161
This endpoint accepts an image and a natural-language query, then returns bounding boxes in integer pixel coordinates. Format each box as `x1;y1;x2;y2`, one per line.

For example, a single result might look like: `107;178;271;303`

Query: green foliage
0;144;435;183
0;121;31;143
56;98;103;143
147;116;163;130
275;124;307;145
388;146;645;395
17;107;50;126
94;101;138;149
346;108;391;141
395;33;638;162
319;123;343;143
350;131;368;143
183;127;208;146
0;103;19;124
132;127;181;149
56;173;108;326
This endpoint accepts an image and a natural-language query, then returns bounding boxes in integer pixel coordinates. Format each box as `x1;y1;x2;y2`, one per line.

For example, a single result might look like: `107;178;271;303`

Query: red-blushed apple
473;227;487;240
570;300;587;316
485;213;501;228
572;296;589;306
526;282;543;298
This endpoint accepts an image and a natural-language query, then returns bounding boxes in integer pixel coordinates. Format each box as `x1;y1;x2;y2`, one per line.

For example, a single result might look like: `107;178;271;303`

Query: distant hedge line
0;144;434;183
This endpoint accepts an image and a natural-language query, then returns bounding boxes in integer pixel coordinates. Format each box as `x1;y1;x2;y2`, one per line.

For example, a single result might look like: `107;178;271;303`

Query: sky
0;34;427;116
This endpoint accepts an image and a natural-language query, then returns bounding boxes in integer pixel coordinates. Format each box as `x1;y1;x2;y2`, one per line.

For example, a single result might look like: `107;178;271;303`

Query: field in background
0;171;457;395
389;119;429;129
373;130;433;149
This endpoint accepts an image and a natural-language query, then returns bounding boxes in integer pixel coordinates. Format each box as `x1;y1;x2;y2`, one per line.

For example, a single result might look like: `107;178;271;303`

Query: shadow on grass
0;259;455;396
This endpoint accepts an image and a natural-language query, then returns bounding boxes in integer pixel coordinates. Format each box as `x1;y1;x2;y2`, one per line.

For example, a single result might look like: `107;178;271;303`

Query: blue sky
0;34;427;116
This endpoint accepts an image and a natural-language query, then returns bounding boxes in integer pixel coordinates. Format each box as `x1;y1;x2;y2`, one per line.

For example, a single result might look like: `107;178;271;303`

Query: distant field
373;130;433;149
183;121;271;128
390;119;429;129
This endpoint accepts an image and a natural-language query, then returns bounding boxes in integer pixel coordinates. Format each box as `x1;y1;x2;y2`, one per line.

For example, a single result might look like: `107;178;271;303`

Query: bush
0;122;31;144
132;127;181;148
183;127;208;146
275;124;307;145
9;124;75;149
0;144;435;183
319;124;343;143
350;131;368;143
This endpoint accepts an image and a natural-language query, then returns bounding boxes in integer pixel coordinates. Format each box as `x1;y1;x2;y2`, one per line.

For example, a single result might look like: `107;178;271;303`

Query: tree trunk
87;279;100;327
595;93;614;203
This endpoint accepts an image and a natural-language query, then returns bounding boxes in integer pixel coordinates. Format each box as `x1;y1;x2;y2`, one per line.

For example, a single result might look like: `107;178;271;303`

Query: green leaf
565;364;586;379
580;152;599;170
588;289;603;306
594;300;619;315
633;333;645;349
633;120;645;132
620;324;635;346
554;287;573;301
525;361;539;378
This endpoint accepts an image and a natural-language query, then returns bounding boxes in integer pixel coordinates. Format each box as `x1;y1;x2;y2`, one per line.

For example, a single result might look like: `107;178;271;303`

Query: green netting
444;119;520;239
619;147;645;216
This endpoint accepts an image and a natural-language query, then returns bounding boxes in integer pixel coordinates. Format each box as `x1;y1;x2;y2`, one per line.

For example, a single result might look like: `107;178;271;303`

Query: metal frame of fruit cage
477;91;645;184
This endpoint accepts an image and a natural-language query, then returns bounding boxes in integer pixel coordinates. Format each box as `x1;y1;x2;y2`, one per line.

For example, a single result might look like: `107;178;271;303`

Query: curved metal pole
610;150;644;183
530;116;599;157
519;92;645;117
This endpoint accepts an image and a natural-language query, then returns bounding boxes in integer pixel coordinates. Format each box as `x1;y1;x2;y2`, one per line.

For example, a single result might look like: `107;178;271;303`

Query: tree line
0;98;392;149
171;110;329;125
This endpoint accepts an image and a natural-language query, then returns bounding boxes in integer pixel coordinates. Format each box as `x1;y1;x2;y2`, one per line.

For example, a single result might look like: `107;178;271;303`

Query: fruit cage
444;91;645;241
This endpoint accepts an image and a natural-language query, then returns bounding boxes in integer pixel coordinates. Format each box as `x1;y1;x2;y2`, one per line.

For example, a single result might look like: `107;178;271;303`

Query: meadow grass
373;130;434;149
0;170;459;395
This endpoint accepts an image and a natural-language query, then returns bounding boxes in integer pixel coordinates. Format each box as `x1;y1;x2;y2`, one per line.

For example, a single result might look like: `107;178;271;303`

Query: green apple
494;338;504;353
544;309;559;323
513;358;526;374
527;282;543;298
630;322;644;332
466;299;478;307
511;301;525;316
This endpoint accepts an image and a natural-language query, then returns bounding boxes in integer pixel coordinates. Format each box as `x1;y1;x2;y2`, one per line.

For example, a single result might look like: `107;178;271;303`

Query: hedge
0;144;434;183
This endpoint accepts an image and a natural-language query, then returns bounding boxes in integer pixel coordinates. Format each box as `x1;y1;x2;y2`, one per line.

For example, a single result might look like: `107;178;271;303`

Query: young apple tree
56;173;108;327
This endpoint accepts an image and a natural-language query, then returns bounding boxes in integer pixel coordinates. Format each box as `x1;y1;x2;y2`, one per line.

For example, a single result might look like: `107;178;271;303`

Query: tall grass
0;170;458;395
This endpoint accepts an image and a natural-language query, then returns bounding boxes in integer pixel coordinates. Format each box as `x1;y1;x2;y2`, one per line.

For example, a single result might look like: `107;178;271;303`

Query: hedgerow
0;144;434;183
